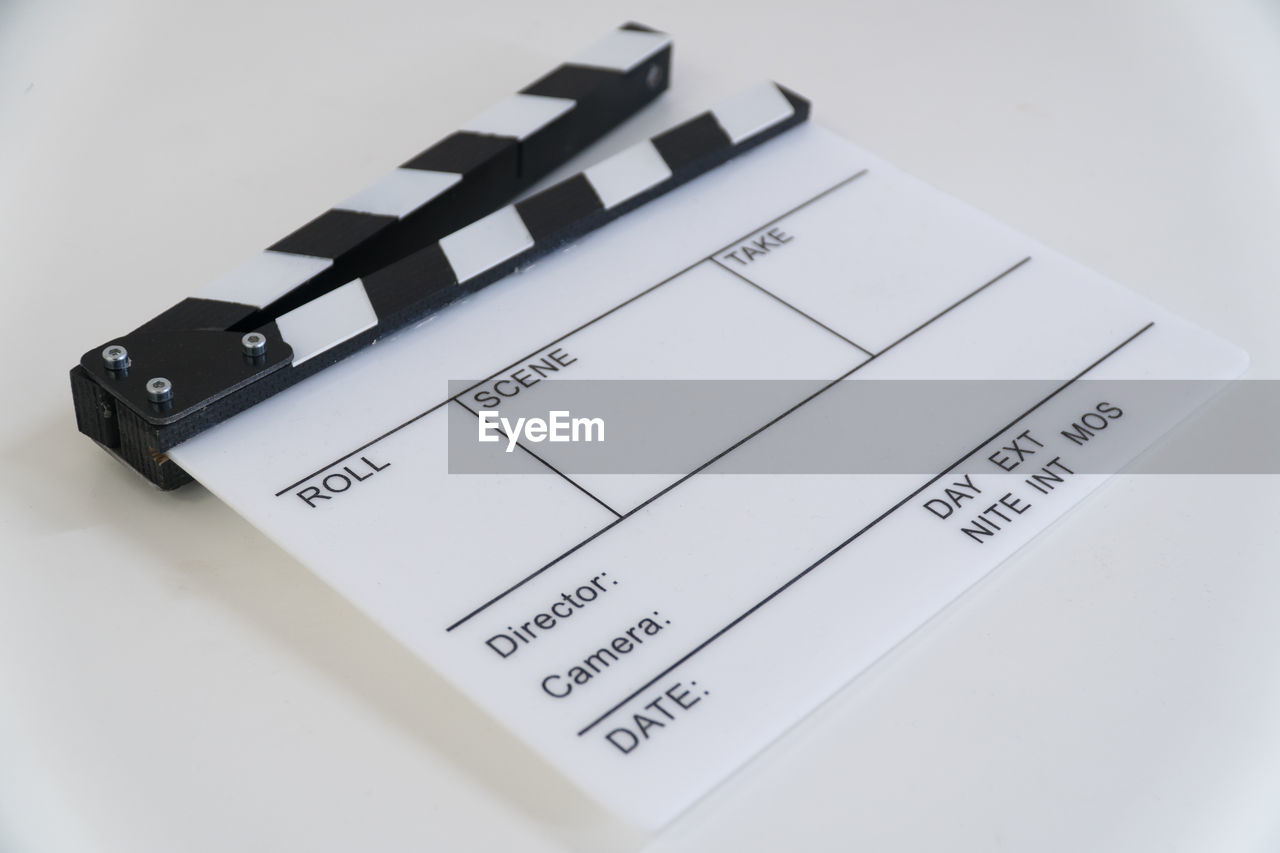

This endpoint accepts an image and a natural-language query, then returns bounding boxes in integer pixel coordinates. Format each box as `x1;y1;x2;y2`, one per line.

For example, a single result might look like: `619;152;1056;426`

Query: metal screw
102;344;130;371
146;377;173;403
241;332;267;358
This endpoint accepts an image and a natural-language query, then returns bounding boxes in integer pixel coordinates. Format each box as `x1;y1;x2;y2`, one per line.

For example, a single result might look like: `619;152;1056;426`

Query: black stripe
269;209;397;260
775;84;812;121
362;242;458;324
514;175;604;242
522;64;623;101
134;297;259;333
518;36;669;182
621;21;660;32
652;113;732;173
402;131;518;175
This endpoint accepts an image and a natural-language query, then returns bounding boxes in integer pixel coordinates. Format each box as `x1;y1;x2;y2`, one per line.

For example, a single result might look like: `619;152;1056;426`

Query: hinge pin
241;332;267;358
102;345;130;371
146;377;173;403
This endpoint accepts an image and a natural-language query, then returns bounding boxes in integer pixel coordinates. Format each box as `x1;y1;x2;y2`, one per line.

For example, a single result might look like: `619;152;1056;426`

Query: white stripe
571;29;671;73
438;206;533;282
462;94;575;141
583;140;673;209
275;279;378;365
710;82;795;144
198;251;332;309
335;168;461;219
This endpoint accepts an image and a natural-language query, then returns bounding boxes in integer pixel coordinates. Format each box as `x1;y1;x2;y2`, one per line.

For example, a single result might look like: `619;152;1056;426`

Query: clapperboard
70;24;1246;826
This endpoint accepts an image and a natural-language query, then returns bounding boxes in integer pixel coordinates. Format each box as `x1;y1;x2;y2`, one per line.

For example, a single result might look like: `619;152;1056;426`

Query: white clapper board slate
170;122;1247;827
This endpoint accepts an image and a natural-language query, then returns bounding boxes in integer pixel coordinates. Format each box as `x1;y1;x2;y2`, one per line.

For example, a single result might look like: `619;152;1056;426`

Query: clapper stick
70;23;810;489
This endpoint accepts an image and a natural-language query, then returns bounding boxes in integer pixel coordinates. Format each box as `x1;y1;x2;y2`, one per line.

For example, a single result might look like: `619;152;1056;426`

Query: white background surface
2;1;1278;850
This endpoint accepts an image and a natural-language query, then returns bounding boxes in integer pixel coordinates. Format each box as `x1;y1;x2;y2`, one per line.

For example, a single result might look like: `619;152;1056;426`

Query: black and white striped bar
270;82;808;368
71;23;672;488
196;22;672;323
71;79;809;489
